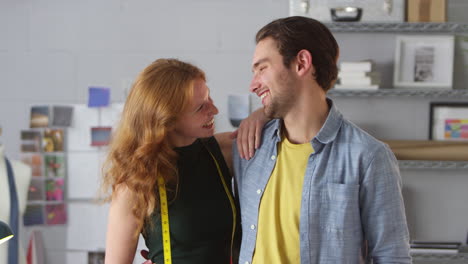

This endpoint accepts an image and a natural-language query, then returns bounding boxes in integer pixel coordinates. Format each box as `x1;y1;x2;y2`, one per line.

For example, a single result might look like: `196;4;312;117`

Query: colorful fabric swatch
88;87;110;107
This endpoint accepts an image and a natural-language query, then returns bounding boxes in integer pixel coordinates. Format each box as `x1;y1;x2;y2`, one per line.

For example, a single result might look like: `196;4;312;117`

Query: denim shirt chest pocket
309;183;361;236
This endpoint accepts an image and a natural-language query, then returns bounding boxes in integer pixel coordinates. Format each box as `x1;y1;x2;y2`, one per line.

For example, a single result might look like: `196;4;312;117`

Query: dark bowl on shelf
331;7;363;22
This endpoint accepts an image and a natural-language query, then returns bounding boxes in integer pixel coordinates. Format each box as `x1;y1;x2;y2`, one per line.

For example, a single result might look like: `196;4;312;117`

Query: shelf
328;88;468;98
325;22;468;33
412;252;468;263
398;160;468;170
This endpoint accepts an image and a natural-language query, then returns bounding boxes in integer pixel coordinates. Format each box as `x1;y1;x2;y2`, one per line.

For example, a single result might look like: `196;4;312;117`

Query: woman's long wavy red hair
101;58;205;236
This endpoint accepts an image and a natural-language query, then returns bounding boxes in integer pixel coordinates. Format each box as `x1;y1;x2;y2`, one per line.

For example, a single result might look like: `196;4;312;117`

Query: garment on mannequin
0;144;32;264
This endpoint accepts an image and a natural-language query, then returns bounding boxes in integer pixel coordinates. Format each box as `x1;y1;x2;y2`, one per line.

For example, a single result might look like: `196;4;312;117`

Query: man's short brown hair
256;16;339;92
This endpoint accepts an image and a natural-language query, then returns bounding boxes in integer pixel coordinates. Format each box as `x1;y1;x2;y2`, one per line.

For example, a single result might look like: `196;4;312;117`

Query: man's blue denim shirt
233;99;411;264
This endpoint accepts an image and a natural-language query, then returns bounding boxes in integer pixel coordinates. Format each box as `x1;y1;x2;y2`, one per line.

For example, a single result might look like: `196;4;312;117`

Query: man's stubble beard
264;70;297;119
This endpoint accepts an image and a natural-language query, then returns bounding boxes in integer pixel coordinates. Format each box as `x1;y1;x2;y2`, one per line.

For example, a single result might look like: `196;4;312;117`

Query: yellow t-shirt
252;135;314;264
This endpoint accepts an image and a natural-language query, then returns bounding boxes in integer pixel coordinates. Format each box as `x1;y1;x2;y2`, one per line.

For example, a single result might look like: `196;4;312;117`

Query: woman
102;58;265;264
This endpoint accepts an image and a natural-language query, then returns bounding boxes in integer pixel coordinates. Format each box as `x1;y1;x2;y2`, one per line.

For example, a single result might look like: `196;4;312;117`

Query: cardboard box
407;0;446;22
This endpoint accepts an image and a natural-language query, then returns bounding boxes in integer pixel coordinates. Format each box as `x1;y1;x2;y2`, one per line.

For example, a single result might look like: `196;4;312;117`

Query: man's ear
295;49;313;77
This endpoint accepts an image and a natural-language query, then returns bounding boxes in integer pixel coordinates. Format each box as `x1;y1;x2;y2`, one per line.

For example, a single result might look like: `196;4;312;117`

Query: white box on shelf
340;61;374;72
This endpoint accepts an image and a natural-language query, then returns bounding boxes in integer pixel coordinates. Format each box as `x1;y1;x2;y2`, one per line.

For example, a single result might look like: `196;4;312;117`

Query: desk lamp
0;220;14;245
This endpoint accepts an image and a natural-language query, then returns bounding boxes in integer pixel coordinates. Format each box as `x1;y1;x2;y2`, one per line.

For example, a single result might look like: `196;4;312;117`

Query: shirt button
256;189;262;194
250;224;256;230
271;155;276;160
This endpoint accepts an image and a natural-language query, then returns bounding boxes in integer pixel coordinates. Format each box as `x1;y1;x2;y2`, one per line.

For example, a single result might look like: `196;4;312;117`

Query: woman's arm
105;185;140;264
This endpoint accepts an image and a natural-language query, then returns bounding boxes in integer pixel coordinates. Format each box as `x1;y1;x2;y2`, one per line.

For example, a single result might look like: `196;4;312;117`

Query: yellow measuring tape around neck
157;146;237;264
207;150;237;263
158;176;172;264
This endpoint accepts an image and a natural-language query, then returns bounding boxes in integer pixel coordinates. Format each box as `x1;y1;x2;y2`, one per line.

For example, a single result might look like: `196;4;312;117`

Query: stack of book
410;241;461;255
335;60;380;90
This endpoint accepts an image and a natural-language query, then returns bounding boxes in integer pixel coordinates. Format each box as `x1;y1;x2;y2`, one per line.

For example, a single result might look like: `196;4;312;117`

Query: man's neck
282;87;329;144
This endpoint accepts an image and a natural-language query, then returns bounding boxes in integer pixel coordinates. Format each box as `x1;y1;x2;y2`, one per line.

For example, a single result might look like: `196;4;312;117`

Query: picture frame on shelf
429;102;468;141
393;35;454;89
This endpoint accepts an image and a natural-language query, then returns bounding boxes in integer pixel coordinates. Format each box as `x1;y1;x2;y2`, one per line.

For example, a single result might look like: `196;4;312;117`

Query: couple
102;16;412;264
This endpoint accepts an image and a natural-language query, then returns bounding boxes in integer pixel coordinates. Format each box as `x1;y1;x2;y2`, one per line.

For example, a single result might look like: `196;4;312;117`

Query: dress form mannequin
0;144;32;264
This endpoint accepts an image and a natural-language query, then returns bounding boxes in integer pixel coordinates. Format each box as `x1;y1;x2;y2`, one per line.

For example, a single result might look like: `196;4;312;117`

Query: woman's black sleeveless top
143;137;233;264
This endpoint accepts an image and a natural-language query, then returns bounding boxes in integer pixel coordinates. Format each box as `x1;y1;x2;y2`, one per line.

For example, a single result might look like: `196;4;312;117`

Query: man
233;16;411;264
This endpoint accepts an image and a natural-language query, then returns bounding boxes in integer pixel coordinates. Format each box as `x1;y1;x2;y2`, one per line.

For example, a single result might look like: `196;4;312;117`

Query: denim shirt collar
267;98;343;149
